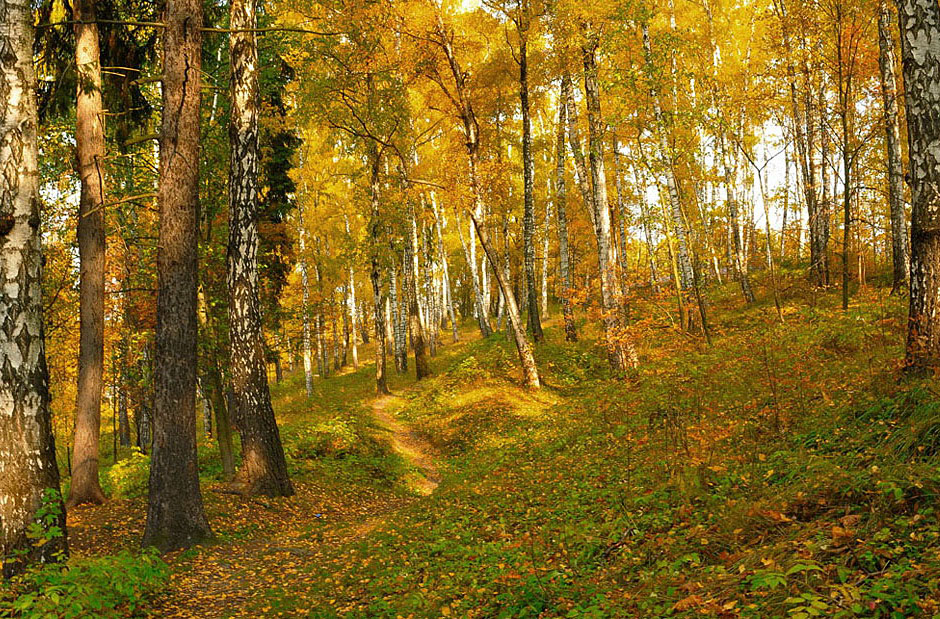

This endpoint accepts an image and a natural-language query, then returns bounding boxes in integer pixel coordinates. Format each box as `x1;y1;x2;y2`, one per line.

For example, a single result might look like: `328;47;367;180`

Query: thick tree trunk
897;0;940;371
143;0;213;551
0;1;67;575
540;187;552;319
519;37;543;342
878;0;909;292
69;0;107;508
555;85;577;342
583;34;635;372
390;266;406;373
226;0;292;497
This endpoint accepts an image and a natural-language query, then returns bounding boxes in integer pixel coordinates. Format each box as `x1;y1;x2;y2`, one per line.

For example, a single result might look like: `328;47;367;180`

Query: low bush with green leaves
104;448;150;498
1;550;169;618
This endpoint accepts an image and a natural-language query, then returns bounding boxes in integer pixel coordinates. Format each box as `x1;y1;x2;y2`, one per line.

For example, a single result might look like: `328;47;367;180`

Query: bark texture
519;34;543;342
583;33;634;371
0;0;67;575
143;0;212;551
555;83;577;342
368;150;390;394
68;0;107;508
897;0;940;371
226;0;293;497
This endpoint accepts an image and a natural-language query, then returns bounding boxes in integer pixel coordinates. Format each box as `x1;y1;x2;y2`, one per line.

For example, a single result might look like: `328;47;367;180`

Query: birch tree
227;0;293;497
896;0;940;371
0;0;67;574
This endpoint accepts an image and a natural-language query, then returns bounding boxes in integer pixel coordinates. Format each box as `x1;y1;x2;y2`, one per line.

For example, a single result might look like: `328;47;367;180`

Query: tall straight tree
878;0;908;292
227;0;294;497
510;2;543;342
68;0;107;508
368;146;391;394
143;0;212;550
897;0;940;372
554;81;577;342
0;0;67;575
582;28;633;371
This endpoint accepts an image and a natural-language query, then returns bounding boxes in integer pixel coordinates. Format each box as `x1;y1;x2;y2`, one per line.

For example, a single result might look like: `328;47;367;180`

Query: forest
3;0;940;616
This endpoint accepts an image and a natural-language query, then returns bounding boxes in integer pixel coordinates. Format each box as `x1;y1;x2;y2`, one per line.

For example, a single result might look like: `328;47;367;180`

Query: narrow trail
369;394;441;495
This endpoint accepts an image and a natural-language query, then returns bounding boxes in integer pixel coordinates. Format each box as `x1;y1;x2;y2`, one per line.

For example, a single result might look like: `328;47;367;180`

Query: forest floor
60;273;940;617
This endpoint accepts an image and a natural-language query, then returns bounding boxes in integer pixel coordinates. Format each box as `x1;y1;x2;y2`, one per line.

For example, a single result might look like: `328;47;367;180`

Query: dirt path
370;394;441;495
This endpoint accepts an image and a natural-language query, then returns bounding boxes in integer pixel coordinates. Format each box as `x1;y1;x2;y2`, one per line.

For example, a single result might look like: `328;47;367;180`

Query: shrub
1;550;169;618
105;449;150;498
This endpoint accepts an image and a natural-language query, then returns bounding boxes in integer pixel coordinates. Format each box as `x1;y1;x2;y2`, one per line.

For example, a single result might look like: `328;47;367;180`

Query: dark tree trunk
897;0;940;371
143;0;212;551
227;0;293;497
68;0;108;508
519;36;543;342
0;0;67;575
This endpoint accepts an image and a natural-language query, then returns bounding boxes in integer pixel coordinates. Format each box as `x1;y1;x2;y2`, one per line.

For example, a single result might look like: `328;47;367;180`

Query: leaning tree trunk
433;11;538;388
555;82;578;342
469;155;541;389
583;34;635;372
226;0;293;497
897;0;940;372
562;72;597;233
878;0;909;292
456;209;491;337
68;0;108;508
0;0;67;575
519;36;543;342
143;0;213;551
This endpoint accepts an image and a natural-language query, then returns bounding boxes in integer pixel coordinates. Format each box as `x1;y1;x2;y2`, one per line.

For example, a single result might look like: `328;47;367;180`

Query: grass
12;274;940;617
